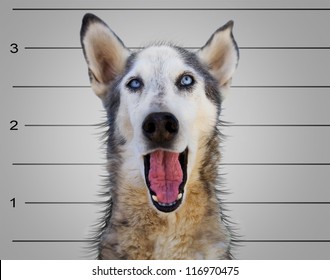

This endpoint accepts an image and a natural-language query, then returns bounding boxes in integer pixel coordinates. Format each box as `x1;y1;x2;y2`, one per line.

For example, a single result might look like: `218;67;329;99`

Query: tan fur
99;143;230;260
198;22;237;87
82;22;130;98
198;22;238;98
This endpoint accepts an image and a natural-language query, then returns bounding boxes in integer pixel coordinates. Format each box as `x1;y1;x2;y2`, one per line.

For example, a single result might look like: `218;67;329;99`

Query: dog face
81;13;239;213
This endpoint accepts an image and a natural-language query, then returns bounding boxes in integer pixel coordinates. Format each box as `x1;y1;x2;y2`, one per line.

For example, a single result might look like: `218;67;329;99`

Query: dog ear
198;21;239;97
80;13;130;99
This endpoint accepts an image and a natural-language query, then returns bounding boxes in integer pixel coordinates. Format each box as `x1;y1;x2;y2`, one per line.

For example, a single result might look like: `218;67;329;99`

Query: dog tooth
152;195;158;202
177;193;183;200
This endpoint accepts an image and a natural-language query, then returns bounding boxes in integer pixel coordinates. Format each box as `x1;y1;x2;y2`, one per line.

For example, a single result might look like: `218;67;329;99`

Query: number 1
10;198;16;208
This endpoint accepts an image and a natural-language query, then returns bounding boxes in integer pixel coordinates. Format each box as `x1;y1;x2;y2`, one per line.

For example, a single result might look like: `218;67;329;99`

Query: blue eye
180;75;194;87
127;78;143;91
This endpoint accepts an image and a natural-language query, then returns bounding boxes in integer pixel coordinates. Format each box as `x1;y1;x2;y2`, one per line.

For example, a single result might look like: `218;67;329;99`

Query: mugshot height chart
0;0;329;259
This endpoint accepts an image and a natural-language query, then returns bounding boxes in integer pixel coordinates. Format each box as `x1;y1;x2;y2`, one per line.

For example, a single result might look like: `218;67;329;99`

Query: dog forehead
132;45;188;74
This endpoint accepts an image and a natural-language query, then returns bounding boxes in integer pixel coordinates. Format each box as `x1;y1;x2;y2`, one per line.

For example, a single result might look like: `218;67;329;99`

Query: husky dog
80;13;239;259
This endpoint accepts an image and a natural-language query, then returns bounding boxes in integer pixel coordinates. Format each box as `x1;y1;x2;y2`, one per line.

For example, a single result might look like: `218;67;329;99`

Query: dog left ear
80;13;130;99
198;21;239;96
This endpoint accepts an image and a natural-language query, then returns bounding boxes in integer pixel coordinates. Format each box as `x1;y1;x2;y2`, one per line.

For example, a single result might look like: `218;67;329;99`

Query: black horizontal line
12;85;90;88
25;201;101;205
12;8;330;11
231;86;330;88
12;163;104;166
225;202;330;205
240;47;330;50
25;201;329;205
221;124;330;127
12;85;330;89
233;240;330;243
25;47;82;50
23;124;330;128
13;163;330;166
220;163;330;166
25;46;330;50
25;124;98;127
12;239;330;243
12;240;93;243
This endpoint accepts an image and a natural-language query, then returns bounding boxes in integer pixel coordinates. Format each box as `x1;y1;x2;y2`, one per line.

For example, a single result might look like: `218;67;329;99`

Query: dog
80;13;239;259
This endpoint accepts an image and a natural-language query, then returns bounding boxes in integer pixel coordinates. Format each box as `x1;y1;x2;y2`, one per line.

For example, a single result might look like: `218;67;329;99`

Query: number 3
10;43;18;53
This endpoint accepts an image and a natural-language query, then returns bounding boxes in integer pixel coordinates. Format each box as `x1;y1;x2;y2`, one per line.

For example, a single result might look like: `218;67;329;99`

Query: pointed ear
198;21;239;97
80;13;130;99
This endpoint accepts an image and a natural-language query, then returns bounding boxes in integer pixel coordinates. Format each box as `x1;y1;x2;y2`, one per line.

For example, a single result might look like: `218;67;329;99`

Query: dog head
81;13;239;213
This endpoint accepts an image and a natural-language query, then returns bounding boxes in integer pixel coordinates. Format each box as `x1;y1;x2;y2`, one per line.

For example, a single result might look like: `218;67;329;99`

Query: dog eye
127;78;143;91
178;74;195;88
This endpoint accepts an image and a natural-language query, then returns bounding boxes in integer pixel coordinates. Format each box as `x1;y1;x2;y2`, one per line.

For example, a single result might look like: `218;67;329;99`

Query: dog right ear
197;21;239;99
80;13;130;99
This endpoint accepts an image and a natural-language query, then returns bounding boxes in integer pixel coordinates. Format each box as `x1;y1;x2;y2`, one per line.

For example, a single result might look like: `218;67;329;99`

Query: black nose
142;112;179;144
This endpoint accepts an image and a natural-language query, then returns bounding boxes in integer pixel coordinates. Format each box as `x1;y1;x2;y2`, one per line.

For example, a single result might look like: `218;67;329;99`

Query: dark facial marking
174;46;222;113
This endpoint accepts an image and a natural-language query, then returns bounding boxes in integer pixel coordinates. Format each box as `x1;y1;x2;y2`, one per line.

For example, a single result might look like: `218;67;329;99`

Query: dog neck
98;133;231;259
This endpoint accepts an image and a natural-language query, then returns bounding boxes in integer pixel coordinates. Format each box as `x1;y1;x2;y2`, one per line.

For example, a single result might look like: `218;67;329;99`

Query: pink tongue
148;150;183;204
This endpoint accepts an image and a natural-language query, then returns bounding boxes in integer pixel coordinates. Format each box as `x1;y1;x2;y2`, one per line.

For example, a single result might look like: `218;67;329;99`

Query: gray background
0;0;329;259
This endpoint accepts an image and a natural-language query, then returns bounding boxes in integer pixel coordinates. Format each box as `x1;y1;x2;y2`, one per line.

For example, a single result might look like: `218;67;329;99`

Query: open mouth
144;148;188;213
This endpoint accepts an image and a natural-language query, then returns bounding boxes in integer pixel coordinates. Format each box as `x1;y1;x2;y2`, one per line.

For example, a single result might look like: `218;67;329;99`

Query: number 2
10;120;18;130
